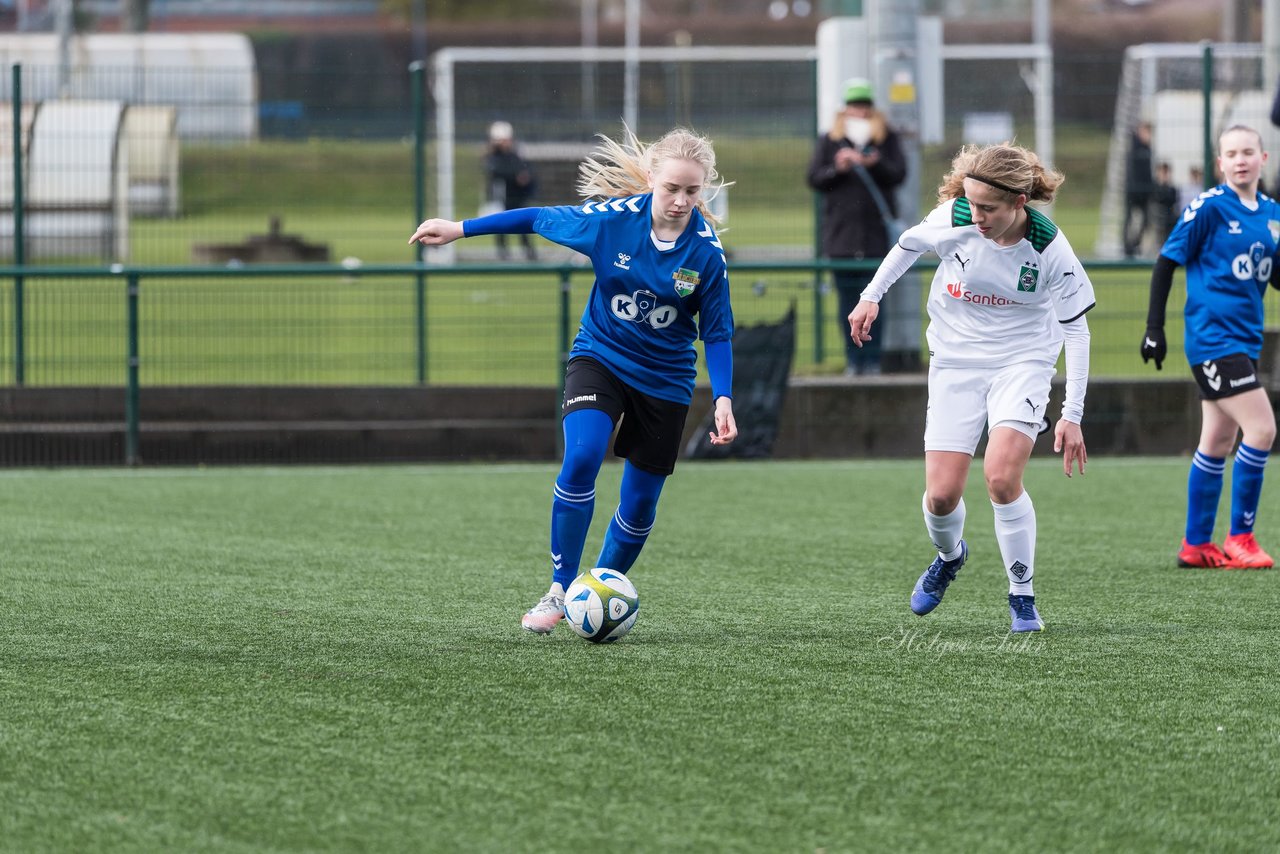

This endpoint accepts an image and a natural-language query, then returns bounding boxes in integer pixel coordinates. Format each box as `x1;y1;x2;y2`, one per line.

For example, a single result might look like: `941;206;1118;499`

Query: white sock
923;494;966;561
993;491;1036;596
548;582;565;598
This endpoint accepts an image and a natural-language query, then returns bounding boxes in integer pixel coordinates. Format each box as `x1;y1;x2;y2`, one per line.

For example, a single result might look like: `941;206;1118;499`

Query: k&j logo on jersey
1017;264;1039;292
612;289;677;329
1232;241;1273;282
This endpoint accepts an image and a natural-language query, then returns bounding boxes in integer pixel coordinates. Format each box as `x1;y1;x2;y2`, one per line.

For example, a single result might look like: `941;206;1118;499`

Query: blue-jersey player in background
410;126;738;632
1142;124;1280;569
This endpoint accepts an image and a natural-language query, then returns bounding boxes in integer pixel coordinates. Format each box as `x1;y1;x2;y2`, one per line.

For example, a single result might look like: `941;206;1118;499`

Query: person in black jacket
1151;160;1179;241
1123;121;1155;257
484;121;539;261
807;78;907;375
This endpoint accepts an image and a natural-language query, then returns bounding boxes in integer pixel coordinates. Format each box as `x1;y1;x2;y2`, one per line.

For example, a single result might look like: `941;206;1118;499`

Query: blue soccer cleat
910;540;967;616
1008;594;1044;633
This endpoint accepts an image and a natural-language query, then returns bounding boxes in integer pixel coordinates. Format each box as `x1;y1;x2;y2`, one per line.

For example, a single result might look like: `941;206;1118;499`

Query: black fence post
125;272;140;466
12;63;24;386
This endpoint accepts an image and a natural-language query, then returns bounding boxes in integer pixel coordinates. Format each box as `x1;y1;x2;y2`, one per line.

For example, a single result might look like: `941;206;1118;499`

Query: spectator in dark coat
1271;72;1280;190
806;78;907;375
1152;161;1179;241
484;121;539;261
1123;121;1155;257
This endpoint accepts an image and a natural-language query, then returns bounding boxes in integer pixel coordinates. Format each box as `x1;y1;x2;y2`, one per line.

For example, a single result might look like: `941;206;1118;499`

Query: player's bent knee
984;472;1024;504
924;492;962;516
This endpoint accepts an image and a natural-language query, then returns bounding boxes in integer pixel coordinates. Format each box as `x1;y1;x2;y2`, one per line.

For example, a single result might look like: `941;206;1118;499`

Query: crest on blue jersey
672;267;700;297
1269;220;1280;243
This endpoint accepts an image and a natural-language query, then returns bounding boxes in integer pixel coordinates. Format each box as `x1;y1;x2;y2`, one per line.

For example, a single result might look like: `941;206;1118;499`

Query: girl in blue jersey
1142;125;1280;569
409;127;738;633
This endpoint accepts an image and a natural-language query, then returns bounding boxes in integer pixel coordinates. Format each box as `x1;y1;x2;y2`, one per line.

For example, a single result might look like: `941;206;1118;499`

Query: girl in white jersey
849;142;1095;633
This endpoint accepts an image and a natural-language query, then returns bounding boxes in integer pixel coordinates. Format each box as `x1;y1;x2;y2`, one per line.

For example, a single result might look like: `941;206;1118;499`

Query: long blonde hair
937;142;1064;204
577;125;729;225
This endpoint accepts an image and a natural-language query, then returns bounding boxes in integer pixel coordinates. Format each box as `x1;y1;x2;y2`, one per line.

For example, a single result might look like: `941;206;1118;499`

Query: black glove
1140;326;1166;370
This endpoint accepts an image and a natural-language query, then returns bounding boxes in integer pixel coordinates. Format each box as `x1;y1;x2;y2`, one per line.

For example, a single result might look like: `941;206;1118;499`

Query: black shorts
1191;353;1262;400
562;356;690;476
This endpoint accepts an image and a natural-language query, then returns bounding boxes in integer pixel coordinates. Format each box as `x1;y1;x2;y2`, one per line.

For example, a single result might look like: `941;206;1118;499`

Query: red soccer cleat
1176;539;1232;569
1222;532;1275;569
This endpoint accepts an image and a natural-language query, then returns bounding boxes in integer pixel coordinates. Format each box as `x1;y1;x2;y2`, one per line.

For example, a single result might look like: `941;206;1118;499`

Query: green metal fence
0;256;1187;465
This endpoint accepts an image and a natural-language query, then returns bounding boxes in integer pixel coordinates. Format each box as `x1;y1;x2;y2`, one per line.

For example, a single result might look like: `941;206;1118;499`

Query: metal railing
0;257;1168;465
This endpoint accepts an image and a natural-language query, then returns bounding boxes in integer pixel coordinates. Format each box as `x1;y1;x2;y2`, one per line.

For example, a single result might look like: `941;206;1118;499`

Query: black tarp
685;306;795;460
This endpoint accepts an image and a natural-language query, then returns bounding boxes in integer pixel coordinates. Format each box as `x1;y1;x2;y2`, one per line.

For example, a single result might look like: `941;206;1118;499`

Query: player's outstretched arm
1053;419;1087;477
408;218;464;246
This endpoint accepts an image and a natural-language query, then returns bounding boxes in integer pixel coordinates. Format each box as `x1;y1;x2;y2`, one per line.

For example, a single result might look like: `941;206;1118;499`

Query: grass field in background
140;127;1113;266
1;458;1277;851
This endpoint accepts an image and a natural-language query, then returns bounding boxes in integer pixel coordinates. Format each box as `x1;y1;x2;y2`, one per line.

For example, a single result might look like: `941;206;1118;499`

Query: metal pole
55;0;71;96
624;0;639;131
1032;0;1054;174
581;0;598;130
1266;0;1280;115
125;272;140;466
432;50;456;261
12;63;24;386
809;58;824;366
872;0;923;372
411;60;428;384
1203;42;1214;190
411;0;427;64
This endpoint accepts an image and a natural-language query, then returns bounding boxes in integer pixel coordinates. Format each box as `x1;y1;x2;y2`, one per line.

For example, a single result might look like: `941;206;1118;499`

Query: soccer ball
563;567;639;643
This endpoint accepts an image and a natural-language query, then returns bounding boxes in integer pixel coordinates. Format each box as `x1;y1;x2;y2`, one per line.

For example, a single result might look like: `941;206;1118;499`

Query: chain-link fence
1;44;1272;390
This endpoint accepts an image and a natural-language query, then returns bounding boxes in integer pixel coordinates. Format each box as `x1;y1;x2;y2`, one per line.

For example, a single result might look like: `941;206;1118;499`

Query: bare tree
123;0;150;33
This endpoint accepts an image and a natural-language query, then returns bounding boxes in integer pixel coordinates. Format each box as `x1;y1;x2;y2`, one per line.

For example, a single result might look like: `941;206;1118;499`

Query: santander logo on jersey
944;282;1024;307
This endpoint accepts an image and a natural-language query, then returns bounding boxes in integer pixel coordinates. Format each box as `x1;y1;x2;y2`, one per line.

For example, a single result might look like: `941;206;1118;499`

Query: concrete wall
0;377;1209;467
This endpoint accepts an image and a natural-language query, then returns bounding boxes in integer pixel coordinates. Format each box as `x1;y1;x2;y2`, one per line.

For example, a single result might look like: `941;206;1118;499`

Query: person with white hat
484;121;539;261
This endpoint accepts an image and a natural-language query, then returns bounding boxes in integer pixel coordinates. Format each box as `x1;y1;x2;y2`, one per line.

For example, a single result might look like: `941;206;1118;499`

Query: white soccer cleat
520;592;565;634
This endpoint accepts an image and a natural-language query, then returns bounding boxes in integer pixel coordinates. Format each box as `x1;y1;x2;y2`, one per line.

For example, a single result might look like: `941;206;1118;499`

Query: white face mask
844;118;872;148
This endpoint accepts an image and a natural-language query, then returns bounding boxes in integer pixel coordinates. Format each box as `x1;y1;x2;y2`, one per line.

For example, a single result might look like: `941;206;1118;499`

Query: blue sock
1186;450;1225;545
596;462;666;575
550;409;614;589
1230;443;1269;535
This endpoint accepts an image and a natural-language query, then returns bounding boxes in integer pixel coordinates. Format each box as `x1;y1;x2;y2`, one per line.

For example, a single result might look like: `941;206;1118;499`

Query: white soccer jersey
897;198;1095;369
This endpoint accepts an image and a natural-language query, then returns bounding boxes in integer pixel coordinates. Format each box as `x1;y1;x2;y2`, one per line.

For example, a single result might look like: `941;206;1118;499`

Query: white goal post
429;44;816;262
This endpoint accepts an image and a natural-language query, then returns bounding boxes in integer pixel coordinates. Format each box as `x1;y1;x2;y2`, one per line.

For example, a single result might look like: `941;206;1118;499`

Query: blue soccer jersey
534;194;733;404
1160;185;1280;363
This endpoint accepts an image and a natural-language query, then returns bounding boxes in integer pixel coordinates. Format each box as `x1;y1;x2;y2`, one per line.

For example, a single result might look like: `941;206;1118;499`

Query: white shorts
924;362;1056;454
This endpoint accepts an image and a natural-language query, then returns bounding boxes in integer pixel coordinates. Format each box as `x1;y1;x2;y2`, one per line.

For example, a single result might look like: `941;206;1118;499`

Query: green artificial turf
1;457;1277;851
